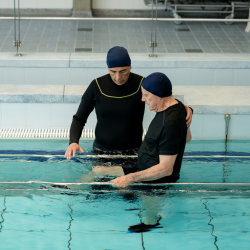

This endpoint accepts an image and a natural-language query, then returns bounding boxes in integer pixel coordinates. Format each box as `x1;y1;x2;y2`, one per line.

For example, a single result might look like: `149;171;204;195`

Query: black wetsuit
122;100;187;183
70;73;145;151
138;100;187;182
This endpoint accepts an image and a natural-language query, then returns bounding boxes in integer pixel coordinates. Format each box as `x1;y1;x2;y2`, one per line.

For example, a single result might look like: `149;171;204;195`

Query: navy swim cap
141;72;172;98
106;46;131;68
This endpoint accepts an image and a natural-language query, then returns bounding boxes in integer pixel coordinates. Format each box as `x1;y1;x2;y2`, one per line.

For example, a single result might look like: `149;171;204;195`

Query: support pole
245;5;250;33
13;0;22;57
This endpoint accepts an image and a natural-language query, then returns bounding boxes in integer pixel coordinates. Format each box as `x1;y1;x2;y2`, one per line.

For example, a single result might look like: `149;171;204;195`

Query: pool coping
1;85;250;114
1;52;250;69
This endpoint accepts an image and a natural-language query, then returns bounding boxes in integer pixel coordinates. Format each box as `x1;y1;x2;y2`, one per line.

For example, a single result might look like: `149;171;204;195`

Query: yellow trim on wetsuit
95;77;144;98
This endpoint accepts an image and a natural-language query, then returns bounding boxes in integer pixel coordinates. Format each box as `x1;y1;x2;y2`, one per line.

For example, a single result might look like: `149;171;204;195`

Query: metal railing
13;0;22;56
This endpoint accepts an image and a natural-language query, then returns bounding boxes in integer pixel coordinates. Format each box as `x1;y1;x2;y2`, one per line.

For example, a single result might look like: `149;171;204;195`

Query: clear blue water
0;139;250;250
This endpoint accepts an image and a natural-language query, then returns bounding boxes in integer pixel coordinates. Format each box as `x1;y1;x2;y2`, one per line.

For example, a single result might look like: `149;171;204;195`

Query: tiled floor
0;19;250;53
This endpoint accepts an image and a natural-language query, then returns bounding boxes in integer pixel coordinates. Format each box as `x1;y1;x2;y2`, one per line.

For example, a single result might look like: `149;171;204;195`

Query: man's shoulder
130;72;144;81
96;74;110;82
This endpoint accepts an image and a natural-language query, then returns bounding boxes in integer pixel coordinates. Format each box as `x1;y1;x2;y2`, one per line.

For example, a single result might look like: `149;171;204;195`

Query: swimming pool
0;139;250;250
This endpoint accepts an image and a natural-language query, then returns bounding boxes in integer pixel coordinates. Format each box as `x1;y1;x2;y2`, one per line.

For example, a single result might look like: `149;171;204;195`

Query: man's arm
186;127;192;143
65;82;96;159
110;154;177;188
184;105;193;128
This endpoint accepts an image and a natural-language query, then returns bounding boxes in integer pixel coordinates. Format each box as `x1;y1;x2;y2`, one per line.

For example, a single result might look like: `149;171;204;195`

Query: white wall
1;67;250;86
92;0;164;10
1;103;250;140
0;0;73;9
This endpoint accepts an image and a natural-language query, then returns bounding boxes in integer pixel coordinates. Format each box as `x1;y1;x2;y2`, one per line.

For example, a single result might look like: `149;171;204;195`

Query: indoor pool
0;139;250;250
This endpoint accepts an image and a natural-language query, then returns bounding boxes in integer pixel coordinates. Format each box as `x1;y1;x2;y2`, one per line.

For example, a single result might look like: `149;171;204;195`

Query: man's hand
64;143;84;159
109;175;133;188
184;105;193;128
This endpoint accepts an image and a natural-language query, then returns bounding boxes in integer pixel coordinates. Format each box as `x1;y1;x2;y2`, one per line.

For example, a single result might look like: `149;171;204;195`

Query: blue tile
193;69;214;86
0;68;3;84
214;69;235;86
235;69;250;86
67;68;88;85
46;68;67;85
25;68;46;85
172;68;193;85
2;103;27;128
4;68;25;85
27;104;51;128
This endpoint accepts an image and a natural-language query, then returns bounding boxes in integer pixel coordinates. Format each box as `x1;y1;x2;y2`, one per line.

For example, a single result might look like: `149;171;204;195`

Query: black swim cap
106;46;131;68
141;72;172;98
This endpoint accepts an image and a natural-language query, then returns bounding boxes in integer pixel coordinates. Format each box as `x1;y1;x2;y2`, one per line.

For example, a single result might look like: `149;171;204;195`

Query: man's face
108;66;132;86
141;87;160;111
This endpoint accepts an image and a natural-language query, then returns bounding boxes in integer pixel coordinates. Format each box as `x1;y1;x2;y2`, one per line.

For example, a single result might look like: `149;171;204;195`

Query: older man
65;46;193;159
92;72;191;187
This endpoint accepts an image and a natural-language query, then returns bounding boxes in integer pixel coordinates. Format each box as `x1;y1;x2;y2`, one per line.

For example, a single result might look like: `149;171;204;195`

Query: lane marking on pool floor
1;154;250;158
1;181;250;186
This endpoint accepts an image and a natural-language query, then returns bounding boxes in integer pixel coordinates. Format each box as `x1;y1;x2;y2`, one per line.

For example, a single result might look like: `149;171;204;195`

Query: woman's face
108;66;132;86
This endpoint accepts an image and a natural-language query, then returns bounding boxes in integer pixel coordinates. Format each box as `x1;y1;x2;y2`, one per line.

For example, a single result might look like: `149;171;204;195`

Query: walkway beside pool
0;20;250;54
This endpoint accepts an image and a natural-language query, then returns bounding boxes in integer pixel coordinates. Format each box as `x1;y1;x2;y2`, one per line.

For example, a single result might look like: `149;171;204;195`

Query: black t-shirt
137;100;187;179
70;73;145;151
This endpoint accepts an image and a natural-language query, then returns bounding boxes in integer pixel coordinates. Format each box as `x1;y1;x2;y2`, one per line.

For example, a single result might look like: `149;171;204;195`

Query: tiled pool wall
0;53;250;140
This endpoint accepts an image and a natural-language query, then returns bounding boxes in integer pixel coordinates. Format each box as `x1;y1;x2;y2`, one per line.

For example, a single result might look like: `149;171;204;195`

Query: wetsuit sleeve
69;81;96;144
158;124;182;155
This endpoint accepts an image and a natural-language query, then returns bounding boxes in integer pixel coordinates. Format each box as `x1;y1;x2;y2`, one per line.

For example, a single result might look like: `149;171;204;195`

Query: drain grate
175;28;190;32
185;49;203;53
77;28;92;31
0;128;148;139
75;48;92;52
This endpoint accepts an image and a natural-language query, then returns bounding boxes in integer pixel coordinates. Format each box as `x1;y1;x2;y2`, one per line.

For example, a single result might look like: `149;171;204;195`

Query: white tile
27;104;51;128
51;104;78;128
46;68;67;85
25;68;46;85
203;115;225;139
36;0;63;9
2;104;27;128
87;68;109;83
143;107;151;129
235;69;250;86
67;68;88;85
190;115;203;140
120;0;134;9
0;68;4;84
92;0;119;9
193;69;214;86
132;68;152;78
61;0;73;8
0;0;14;8
229;115;250;139
20;0;37;8
214;69;235;86
133;0;151;9
85;110;97;129
172;68;193;86
4;68;25;85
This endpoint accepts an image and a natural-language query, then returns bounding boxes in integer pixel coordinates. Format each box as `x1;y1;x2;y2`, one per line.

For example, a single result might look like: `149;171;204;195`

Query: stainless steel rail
13;0;22;56
0;17;249;22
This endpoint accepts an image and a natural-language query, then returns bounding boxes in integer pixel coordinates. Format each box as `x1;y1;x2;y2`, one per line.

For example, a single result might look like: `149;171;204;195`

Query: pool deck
1;20;250;54
1;52;250;68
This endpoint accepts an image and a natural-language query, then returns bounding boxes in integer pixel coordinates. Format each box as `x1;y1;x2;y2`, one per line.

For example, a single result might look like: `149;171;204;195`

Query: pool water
0;139;250;250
